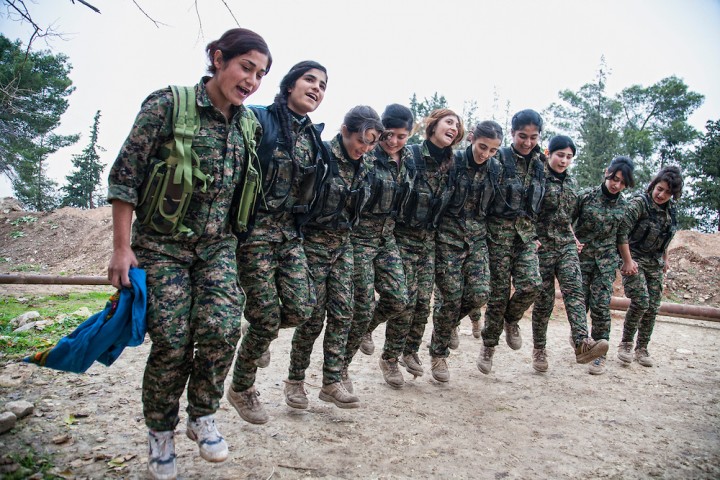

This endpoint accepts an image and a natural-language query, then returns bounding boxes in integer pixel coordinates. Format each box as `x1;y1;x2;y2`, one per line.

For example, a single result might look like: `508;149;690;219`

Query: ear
341;125;350;137
467;133;474;143
213;50;224;70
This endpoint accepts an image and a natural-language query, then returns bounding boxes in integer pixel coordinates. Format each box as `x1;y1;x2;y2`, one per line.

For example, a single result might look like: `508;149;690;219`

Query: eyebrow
240;58;268;74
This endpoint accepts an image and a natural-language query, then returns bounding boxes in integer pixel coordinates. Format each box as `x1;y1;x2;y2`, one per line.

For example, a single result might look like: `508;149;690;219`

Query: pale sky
2;0;719;198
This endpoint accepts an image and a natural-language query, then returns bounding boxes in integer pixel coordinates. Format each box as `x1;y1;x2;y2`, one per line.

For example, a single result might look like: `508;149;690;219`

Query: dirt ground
1;199;719;479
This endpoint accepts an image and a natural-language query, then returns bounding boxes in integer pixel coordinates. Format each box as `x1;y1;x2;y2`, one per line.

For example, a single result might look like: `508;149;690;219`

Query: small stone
0;411;17;434
675;348;693;355
12;322;38;333
52;433;72;444
6;400;33;419
10;311;40;328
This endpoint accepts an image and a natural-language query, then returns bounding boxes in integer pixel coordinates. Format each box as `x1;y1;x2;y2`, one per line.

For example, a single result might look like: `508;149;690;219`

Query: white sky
2;0;720;198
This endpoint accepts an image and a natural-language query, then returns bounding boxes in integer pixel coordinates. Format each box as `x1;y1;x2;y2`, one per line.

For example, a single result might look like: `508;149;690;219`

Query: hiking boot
400;352;424;377
284;379;308;409
341;366;354;394
378;357;405;389
635;347;654;367
227;385;269;425
617;342;633;364
256;349;271;368
471;320;481;339
449;327;460;350
186;414;228;463
588;355;607;375
148;430;177;480
504;322;522;350
360;333;375;355
430;356;450;383
319;382;360;409
532;348;548;373
575;338;609;364
477;345;495;374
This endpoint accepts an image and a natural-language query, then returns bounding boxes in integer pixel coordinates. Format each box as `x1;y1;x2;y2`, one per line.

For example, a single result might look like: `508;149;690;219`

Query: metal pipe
0;274;110;285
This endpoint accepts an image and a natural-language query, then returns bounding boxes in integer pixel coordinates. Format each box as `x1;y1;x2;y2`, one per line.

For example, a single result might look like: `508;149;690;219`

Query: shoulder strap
170;85;201;192
248;105;277;162
410;144;425;171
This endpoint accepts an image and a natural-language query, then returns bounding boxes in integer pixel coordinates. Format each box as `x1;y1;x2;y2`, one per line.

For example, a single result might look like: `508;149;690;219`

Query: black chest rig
364;149;403;218
488;146;545;220
629;193;677;257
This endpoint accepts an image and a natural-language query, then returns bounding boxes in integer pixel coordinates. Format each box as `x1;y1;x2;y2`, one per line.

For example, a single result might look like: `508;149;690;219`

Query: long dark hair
647;165;683;200
206;28;272;74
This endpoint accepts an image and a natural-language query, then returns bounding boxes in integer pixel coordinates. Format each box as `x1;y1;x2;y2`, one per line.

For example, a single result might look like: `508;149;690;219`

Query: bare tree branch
70;0;100;14
218;0;240;27
131;0;168;28
193;0;205;42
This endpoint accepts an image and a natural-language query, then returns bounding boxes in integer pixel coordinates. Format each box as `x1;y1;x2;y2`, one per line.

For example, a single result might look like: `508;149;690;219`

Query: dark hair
511;109;543;132
343;105;384;141
606;156;636;188
424;108;465;147
206;28;272;75
470;120;503;141
381;104;414;131
273;60;327;152
548;135;577;155
647;165;683;200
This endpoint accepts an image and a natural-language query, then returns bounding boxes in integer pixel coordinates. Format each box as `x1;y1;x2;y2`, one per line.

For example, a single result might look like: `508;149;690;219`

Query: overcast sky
2;0;720;198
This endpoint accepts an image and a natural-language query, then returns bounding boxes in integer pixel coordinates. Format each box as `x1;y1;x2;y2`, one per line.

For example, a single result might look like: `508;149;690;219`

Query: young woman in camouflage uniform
392;109;463;381
226;61;327;425
530;136;609;373
429;120;502;382
284;106;384;409
107;28;271;480
617;165;683;368
573;156;636;375
343;105;412;387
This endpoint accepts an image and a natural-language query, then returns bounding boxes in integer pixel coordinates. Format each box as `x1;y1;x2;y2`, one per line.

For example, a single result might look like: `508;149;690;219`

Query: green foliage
61;110;106;209
681;119;720;232
0;34;78;210
407;92;448;145
10;215;37;226
0;291;112;361
3;450;61;480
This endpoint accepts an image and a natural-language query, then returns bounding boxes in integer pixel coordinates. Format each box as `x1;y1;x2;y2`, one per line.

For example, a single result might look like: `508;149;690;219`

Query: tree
0;34;78;209
62;110;105;208
681;120;720;232
408;92;448;145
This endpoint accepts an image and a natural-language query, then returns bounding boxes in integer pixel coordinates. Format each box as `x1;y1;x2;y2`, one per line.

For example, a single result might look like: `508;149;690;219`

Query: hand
575;238;585;254
535;240;542;249
621;260;638;276
108;246;138;289
663;258;670;274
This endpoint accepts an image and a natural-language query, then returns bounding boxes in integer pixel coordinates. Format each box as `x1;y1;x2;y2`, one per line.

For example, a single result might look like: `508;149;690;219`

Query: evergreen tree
408;92;448;145
681;120;720;232
62;110;105;208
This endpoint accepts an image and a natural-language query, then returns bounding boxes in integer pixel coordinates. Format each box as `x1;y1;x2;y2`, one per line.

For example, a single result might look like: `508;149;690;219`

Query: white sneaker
186;414;228;463
147;430;177;480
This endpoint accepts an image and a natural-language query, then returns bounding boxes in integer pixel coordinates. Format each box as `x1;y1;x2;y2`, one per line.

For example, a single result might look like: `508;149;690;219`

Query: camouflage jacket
573;184;627;258
464;148;497;241
107;77;260;262
619;192;677;265
536;164;579;249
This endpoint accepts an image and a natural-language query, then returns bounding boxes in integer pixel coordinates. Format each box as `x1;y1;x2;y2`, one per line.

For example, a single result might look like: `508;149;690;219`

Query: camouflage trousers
621;258;664;348
231;237;316;392
138;244;244;432
531;242;589;349
580;250;618;342
345;233;408;367
430;235;490;358
482;236;541;347
288;234;354;385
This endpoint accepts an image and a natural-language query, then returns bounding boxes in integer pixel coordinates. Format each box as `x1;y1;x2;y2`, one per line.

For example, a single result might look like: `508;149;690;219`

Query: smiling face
651;180;673;205
429;115;460;148
286;68;327;116
604;169;627;195
511;124;540;156
342;126;380;160
470;136;501;165
208;49;268;112
548;147;574;174
380;128;411;157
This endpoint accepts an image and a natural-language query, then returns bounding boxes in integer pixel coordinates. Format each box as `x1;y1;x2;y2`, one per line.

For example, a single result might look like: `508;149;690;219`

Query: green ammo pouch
136;85;207;234
232;113;262;235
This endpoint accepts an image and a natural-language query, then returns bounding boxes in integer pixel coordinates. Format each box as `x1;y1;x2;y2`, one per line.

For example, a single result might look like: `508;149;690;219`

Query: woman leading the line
226;61;328;425
107;28;271;480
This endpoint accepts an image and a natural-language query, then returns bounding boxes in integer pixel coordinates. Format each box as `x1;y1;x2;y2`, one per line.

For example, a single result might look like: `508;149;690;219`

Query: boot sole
185;429;229;463
227;392;269;425
576;340;610;364
318;392;360;409
532;364;548;373
285;398;308;410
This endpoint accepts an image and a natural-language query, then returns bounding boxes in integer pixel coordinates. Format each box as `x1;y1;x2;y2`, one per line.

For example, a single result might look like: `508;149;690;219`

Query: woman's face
470;136;501;165
286;68;327;116
547;147;574;174
604;169;627;195
511;124;540;156
341;126;380;160
429;115;460;148
212;49;269;106
651;180;673;205
380;128;411;157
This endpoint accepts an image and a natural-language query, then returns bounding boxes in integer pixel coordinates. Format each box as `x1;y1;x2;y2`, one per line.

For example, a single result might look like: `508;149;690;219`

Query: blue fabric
23;268;147;373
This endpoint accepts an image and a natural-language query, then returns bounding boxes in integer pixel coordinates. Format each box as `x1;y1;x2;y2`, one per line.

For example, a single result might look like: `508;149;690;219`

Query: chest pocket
367;167;400;216
400;171;435;228
446;167;471;218
261;150;294;212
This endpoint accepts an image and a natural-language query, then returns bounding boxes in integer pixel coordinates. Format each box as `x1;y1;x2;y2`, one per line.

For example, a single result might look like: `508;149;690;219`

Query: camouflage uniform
531;165;588;348
482;145;544;347
345;145;408;367
387;142;452;359
618;193;677;348
430;147;492;358
288;134;372;385
573;184;627;341
230;107;321;393
107;78;255;431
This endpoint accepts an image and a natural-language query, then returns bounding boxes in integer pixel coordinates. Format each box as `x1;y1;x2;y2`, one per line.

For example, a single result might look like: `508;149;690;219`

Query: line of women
106;27;685;480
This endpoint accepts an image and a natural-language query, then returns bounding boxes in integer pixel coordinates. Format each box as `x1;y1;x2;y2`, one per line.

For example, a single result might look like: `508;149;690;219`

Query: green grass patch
0;291;113;362
9;263;42;273
3;450;61;480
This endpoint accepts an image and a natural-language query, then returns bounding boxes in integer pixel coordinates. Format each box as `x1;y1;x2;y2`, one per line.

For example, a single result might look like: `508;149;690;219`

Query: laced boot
471;320;481;339
227;385;269;425
504;322;522;350
341;366;354;394
283;379;308;409
147;429;177;480
575;337;609;364
449;327;460;350
378;357;405;389
477;345;495;374
616;342;633;364
186;414;228;462
635;347;654;367
532;348;548;373
319;382;360;409
430;356;450;383
400;352;424;378
359;333;375;355
588;355;607;375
